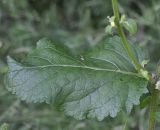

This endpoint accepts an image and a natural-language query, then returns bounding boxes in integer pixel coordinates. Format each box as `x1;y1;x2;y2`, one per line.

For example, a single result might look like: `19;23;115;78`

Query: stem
148;89;159;130
111;0;142;72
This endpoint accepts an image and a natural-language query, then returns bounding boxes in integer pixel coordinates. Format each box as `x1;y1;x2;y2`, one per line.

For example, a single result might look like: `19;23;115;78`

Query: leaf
105;25;113;35
122;19;137;35
140;93;151;109
6;36;148;121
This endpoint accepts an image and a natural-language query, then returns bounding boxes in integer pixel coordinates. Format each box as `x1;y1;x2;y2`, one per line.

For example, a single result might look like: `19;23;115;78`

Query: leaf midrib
9;61;143;77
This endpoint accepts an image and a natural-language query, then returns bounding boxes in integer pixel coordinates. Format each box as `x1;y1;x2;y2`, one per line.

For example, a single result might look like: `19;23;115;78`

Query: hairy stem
111;0;142;72
148;89;159;130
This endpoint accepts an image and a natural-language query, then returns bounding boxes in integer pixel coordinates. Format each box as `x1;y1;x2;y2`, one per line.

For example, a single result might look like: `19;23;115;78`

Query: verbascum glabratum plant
5;0;160;130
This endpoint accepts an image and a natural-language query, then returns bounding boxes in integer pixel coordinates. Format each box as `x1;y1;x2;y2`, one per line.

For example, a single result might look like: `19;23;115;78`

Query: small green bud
140;69;150;80
105;16;116;35
107;16;116;27
111;21;115;27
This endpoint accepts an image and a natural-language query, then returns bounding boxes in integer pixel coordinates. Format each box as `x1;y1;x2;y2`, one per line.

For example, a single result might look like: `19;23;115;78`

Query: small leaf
140;93;151;109
122;19;137;35
6;36;148;121
108;16;116;27
105;25;113;35
139;69;150;80
141;60;149;67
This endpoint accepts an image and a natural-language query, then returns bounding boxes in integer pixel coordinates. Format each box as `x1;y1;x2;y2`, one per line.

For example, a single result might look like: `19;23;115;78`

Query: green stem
148;89;159;130
111;0;142;72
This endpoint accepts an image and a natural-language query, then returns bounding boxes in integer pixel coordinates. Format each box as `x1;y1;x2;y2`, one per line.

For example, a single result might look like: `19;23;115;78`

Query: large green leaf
6;36;148;121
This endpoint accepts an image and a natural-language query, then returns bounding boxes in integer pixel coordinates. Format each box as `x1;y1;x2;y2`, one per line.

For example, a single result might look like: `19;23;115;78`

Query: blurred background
0;0;160;130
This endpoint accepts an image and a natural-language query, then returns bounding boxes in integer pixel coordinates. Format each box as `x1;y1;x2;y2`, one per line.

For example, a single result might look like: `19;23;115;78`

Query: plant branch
148;89;159;130
111;0;142;72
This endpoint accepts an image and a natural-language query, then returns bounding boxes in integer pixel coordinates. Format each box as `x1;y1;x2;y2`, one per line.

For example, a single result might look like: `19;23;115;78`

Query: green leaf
140;93;151;109
105;25;113;35
122;19;137;35
6;36;148;121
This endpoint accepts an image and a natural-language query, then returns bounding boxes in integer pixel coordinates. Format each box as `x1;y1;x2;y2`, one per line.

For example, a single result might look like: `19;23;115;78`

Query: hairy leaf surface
6;36;148;120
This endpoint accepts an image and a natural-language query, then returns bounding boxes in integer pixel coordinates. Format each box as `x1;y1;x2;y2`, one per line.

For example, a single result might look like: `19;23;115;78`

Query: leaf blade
6;36;148;120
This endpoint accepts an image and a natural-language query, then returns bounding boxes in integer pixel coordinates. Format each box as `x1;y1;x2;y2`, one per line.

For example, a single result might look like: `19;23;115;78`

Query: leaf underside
6;36;148;121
